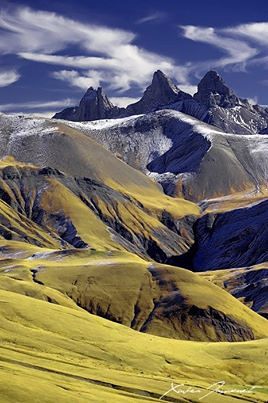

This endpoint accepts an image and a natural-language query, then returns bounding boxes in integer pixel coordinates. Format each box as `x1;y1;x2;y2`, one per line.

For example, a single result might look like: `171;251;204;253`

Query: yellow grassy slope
0;245;267;341
54;123;200;220
0;288;267;403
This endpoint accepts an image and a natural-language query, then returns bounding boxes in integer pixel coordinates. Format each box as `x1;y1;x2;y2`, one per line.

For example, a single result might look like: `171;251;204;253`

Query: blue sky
0;0;268;115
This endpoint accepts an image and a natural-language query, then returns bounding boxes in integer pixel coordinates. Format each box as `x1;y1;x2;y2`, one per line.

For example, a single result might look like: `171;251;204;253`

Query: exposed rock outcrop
54;87;121;121
168;199;268;271
124;70;191;115
194;70;240;108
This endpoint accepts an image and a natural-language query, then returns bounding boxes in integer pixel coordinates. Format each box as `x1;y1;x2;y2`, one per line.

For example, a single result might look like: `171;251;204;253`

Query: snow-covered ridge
1;110;268;201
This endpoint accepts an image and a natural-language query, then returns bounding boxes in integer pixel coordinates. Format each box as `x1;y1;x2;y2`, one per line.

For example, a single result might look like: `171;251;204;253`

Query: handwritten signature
159;381;260;401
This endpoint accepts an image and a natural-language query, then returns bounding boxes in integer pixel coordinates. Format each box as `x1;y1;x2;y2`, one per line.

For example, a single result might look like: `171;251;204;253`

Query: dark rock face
191;70;268;134
53;106;78;121
53;71;191;121
124;70;191;115
75;87;116;121
194;70;240;108
168;199;268;271
260;127;268;134
225;267;268;318
53;87;121;121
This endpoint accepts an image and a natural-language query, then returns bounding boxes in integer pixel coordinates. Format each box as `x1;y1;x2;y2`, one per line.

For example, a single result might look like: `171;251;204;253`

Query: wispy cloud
224;22;268;46
0;70;20;87
0;6;187;93
110;97;140;107
51;70;102;90
1;5;266;99
177;84;197;95
0;6;134;55
136;12;165;25
180;25;258;73
247;96;258;105
0;98;76;112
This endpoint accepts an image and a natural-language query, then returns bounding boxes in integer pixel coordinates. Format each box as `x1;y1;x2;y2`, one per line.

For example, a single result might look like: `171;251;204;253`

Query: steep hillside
0;109;267;402
64;110;268;201
168;199;268;271
2;111;268;205
0;153;199;261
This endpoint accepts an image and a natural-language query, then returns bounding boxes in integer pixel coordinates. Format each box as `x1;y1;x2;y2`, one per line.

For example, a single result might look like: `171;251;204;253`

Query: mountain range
54;69;268;134
0;69;268;402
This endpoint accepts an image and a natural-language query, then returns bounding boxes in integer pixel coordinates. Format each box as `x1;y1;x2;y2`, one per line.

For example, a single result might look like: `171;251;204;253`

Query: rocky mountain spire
194;70;240;108
125;70;191;115
75;87;115;121
53;86;118;122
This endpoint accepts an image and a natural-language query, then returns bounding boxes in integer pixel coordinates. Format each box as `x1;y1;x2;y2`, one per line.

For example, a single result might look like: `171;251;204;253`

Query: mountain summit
53;70;191;121
125;70;191;115
75;86;115;121
194;70;240;108
54;86;117;121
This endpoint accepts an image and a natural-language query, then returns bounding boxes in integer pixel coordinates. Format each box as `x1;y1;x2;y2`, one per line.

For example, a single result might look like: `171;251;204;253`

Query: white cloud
1;6;266;100
136;12;165;25
0;6;134;55
180;25;258;72
0;6;186;92
224;23;268;46
6;111;58;118
110;97;140;107
52;70;102;90
178;84;197;95
19;52;119;69
0;98;76;112
0;70;20;87
247;97;258;105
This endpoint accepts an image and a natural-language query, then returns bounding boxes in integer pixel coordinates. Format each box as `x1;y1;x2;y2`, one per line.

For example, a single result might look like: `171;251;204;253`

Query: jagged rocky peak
125;70;192;115
150;70;180;97
53;86;118;122
194;70;240;108
75;86;115;121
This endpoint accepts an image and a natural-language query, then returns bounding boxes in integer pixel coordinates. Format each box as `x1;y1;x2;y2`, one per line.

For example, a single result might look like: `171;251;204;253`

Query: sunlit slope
64;110;268;201
0;158;121;251
1;245;267;342
0;114;199;217
0;123;200;260
0;289;267;403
